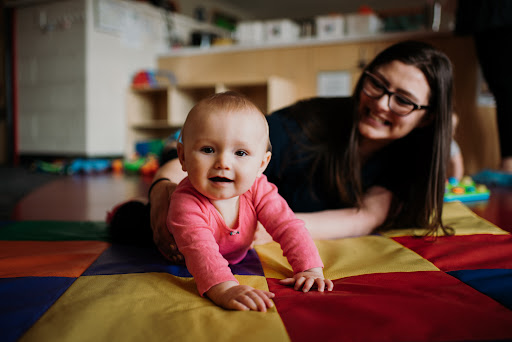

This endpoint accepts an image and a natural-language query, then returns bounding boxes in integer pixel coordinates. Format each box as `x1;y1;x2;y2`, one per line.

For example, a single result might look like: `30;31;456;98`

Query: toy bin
316;15;345;40
235;21;266;45
264;19;300;43
345;13;382;36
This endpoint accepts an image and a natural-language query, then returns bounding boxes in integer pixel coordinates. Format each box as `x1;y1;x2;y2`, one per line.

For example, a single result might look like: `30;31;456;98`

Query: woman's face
358;61;431;146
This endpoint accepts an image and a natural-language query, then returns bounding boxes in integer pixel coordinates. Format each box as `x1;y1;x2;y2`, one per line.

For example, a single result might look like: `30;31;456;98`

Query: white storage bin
235;21;265;45
346;13;383;36
264;19;300;43
316;15;345;40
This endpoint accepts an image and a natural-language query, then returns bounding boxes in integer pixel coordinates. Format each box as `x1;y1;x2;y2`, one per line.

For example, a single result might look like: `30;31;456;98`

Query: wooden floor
12;174;152;222
11;173;512;234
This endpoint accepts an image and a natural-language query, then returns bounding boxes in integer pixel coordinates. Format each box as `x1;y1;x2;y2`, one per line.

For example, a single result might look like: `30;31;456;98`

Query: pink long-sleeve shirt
167;175;324;296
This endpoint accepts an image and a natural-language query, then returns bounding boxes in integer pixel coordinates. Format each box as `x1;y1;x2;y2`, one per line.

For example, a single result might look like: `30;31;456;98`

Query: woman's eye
394;95;414;106
369;78;385;90
235;150;248;157
201;147;214;154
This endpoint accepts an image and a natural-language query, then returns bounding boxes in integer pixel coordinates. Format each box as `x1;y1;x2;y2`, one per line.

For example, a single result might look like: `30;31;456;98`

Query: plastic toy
111;159;124;173
131;70;177;89
444;176;490;202
32;160;67;174
472;169;512;187
140;155;159;177
67;159;111;174
136;139;164;157
123;157;146;174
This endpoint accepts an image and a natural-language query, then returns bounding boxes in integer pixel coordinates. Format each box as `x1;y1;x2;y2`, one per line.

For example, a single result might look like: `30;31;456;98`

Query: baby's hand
279;267;334;293
206;281;275;312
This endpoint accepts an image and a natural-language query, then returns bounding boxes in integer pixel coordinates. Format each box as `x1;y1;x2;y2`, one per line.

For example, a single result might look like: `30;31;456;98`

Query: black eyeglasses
362;71;430;116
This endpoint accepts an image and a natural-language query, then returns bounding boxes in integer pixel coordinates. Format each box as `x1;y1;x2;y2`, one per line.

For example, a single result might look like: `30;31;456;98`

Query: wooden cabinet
125;77;296;157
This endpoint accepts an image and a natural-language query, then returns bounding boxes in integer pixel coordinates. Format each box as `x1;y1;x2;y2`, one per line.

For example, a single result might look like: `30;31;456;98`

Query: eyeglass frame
361;71;430;116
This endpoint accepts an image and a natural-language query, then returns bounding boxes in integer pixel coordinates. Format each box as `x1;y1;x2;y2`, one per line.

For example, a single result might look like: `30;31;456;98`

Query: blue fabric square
0;277;75;342
83;244;192;277
449;269;512;309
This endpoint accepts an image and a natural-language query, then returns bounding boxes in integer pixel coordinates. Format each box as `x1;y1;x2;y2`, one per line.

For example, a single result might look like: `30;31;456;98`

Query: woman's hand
149;159;188;263
206;281;275;312
279;267;334;292
149;178;184;264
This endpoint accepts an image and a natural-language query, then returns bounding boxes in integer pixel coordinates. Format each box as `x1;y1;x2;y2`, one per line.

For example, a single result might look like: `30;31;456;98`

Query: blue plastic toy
472;169;512;187
444;176;490;203
67;159;111;175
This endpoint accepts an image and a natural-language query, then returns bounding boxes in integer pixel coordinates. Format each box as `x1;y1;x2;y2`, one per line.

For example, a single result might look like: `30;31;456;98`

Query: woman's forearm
149;158;188;263
296;186;392;240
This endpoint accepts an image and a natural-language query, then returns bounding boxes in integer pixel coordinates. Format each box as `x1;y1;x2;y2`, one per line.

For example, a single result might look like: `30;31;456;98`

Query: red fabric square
392;234;512;271
268;271;512;342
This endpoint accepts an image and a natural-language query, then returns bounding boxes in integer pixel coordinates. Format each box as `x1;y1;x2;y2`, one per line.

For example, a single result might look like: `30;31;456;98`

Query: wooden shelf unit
125;77;296;158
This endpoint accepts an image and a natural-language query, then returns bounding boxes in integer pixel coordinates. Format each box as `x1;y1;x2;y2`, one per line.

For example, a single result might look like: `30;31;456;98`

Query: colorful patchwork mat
2;202;512;342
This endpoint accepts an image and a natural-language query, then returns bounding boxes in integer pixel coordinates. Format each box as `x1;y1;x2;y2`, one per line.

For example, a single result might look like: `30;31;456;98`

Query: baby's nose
215;153;231;169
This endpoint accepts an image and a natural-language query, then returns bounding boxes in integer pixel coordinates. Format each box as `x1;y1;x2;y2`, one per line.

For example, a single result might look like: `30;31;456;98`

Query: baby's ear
177;143;187;172
257;151;272;176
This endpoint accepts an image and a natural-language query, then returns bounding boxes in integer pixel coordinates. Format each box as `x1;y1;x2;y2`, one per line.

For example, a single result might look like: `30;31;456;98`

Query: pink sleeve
252;175;324;273
168;181;238;296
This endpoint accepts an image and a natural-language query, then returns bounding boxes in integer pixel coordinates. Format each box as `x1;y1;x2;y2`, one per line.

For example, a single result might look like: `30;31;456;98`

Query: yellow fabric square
255;235;439;280
21;273;290;342
381;202;509;238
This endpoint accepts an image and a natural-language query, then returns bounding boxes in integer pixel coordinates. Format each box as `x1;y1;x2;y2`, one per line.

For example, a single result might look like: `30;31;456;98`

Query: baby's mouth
209;176;233;183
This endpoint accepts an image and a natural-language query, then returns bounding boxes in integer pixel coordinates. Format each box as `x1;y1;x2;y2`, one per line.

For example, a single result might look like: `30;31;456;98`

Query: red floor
467;186;512;233
11;174;512;234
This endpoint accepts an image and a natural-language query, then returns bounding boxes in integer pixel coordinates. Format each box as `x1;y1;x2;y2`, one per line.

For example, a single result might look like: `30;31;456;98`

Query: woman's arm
254;186;393;245
253;185;392;244
297;186;392;239
149;158;187;262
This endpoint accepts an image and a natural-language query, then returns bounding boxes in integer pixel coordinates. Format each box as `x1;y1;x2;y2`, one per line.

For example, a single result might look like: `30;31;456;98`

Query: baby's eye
200;147;214;154
235;150;248;157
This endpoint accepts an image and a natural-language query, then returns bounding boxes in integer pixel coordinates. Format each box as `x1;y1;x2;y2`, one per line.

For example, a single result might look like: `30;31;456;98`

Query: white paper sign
317;71;352;97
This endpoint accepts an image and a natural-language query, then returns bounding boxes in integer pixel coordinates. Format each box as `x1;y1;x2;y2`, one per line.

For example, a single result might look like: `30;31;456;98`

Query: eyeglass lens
363;74;417;116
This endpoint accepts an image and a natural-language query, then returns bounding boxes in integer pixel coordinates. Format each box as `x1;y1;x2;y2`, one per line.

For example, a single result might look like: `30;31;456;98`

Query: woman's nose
375;93;391;112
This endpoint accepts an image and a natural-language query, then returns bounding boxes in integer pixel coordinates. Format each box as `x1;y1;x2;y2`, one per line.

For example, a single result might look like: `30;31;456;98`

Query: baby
168;91;333;312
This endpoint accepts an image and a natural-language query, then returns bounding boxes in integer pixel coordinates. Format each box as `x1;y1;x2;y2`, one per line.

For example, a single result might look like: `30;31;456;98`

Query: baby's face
179;108;271;200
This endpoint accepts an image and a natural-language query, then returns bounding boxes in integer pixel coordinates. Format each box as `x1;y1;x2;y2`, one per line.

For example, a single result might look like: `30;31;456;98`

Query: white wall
16;0;231;157
85;0;168;156
16;0;87;155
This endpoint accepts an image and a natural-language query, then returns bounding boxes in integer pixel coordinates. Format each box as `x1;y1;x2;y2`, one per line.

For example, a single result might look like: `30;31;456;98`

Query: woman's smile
366;110;391;126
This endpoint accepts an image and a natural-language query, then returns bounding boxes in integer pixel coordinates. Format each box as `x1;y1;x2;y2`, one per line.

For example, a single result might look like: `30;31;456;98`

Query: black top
264;97;398;213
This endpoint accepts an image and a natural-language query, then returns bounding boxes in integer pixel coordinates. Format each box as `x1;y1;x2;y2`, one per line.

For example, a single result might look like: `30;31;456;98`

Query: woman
146;40;454;261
